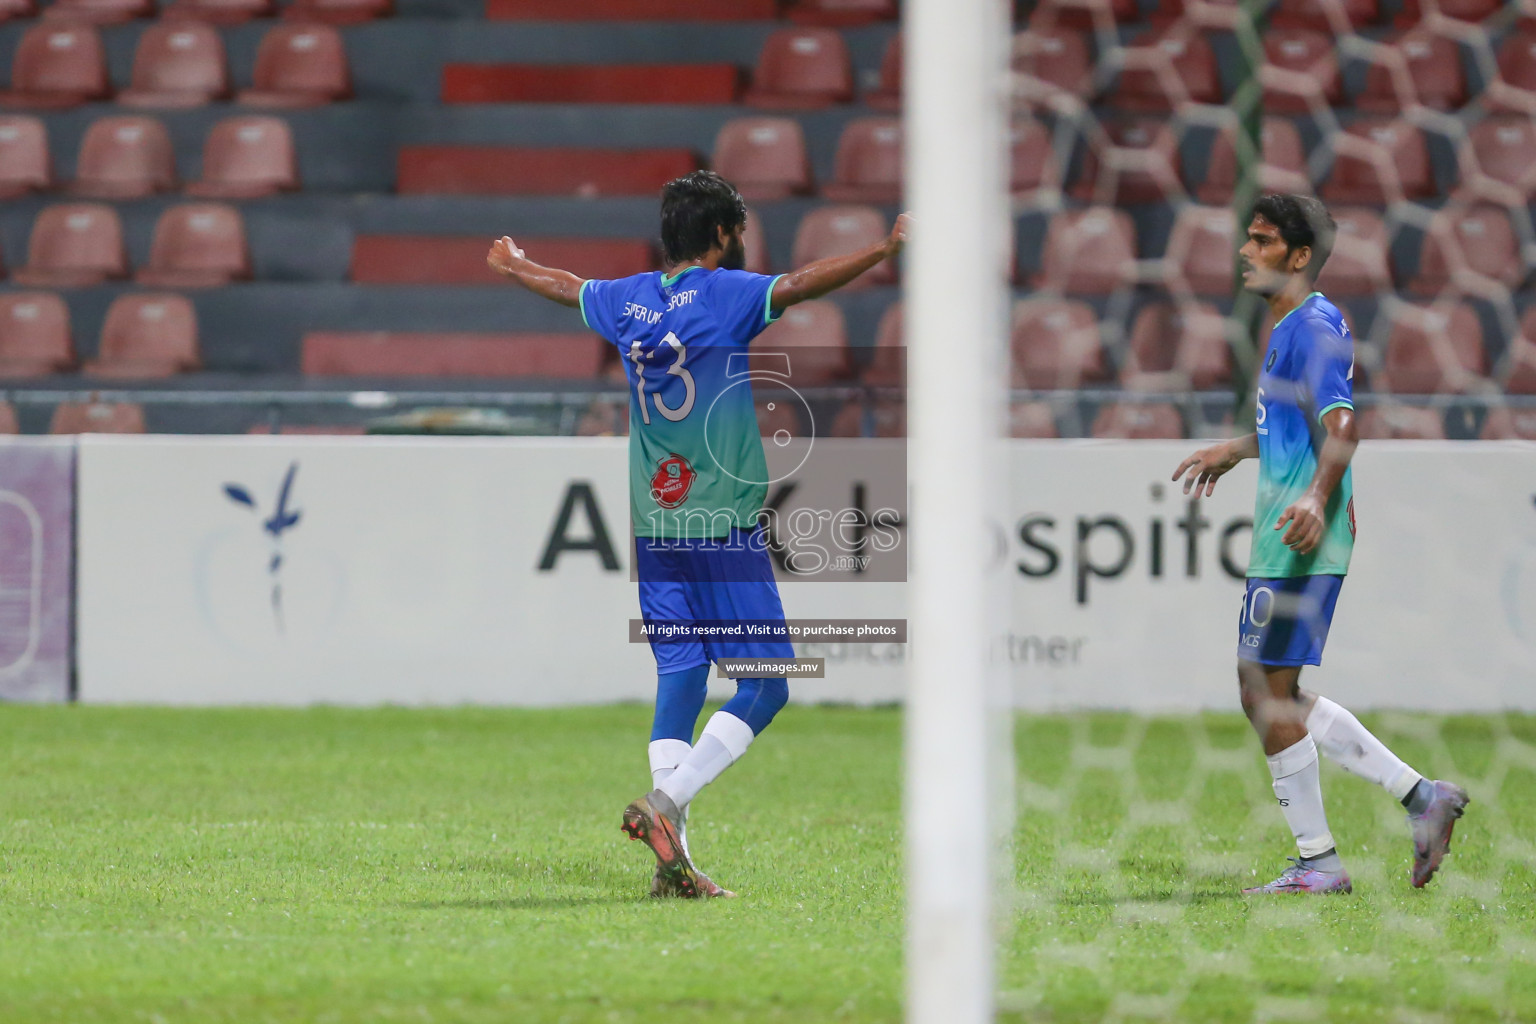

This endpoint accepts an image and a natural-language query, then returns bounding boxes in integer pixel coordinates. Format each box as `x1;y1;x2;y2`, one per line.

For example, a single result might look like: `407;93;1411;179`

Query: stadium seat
0;23;111;110
1163;204;1236;297
42;0;153;23
237;24;351;108
1488;31;1536;114
1355;30;1466;112
14;203;127;287
349;236;651;285
119;22;230;109
865;33;900;111
1508;312;1536;393
0;115;51;197
1262;28;1341;114
1026;0;1137;30
743;28;853;109
483;0;774;17
1010;401;1060;438
1010;298;1108;388
1480;407;1536;440
863;300;903;387
1010;118;1058;197
1458;116;1536;205
397;146;696;197
1269;0;1378;27
1121;300;1233;390
1070;116;1181;206
0;0;37;22
785;0;895;26
1012;28;1094;108
1408;204;1523;296
1320;117;1435;204
137;203;252;288
70;115;176;198
1108;25;1221;112
443;64;738;105
1197;117;1310;204
0;402;16;434
88;293;200;377
1036;207;1136;295
161;0;273;23
1394;0;1498;26
1314;207;1392;297
1355;404;1445;439
754;299;851;384
49;401;147;434
187;116;298;198
1375;301;1487;393
790;206;894;289
301;332;605;377
283;0;392;24
1091;403;1185;439
0;292;75;375
711;117;813;200
824;117;901;203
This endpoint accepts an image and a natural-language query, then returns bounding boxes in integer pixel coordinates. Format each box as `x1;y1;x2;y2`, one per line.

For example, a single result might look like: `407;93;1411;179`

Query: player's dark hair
1251;193;1336;280
660;170;748;266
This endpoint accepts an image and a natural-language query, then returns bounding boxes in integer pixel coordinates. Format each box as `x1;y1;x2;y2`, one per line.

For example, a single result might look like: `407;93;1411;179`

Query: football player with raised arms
489;170;909;898
1173;194;1469;894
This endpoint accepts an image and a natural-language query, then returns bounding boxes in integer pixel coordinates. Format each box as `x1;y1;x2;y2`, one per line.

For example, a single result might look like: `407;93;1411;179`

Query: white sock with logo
1306;696;1423;801
657;712;755;810
1267;735;1338;861
648;738;692;857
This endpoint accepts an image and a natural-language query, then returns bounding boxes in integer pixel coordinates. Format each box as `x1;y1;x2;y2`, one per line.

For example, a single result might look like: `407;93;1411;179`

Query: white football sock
1307;696;1422;801
1267;735;1337;860
648;738;692;857
657;711;755;809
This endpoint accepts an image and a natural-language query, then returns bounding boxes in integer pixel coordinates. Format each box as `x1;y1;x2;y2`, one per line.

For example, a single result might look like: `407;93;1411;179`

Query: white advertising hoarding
76;436;1536;710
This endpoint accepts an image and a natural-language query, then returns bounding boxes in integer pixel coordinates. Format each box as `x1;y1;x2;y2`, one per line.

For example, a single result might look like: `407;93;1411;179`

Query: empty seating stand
301;332;605;377
484;0;775;18
442;64;739;105
350;236;654;285
397;146;697;196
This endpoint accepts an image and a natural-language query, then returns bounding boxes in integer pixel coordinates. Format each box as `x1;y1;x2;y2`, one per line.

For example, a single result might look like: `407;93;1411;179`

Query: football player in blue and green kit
1173;194;1468;895
488;171;908;898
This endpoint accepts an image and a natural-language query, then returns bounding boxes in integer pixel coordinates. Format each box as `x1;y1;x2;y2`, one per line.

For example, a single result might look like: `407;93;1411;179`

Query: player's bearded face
719;228;747;271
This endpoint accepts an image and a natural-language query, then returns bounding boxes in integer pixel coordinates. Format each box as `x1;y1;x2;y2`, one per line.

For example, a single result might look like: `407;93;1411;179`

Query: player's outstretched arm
486;236;583;308
1275;406;1357;554
769;213;911;311
1172;433;1259;498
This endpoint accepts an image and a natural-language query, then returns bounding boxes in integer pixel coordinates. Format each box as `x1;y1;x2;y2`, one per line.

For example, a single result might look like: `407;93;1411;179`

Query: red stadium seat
137;203;252;288
1026;0;1137;30
790;206;894;289
1458;116;1536;205
1375;301;1487;393
88;293;200;377
1269;0;1379;28
754;300;852;384
1355;30;1466;112
119;22;230;109
1009;402;1060;439
0;292;75;375
1394;0;1498;26
786;0;895;26
0;402;16;434
238;24;351;108
865;33;900;111
1314;208;1392;297
1262;28;1340;114
0;115;52;197
1108;25;1220;112
1071;116;1181;205
863;300;903;388
70;115;176;198
1013;28;1094;109
1164;204;1237;297
1198;117;1310;204
1320;117;1435;204
1488;31;1536;114
187;116;298;198
1480;407;1536;440
49;402;147;434
824;116;901;203
1409;205;1522;296
397;145;696;197
1036;207;1136;295
744;28;853;109
43;0;152;23
489;0;768;17
1010;118;1058;198
443;64;738;105
1010;298;1108;388
161;0;273;23
1122;300;1234;390
0;0;37;22
283;0;392;24
1509;312;1536;393
349;236;652;285
1356;405;1444;439
0;24;111;110
1091;403;1185;439
711;117;813;200
301;332;605;377
14;203;127;287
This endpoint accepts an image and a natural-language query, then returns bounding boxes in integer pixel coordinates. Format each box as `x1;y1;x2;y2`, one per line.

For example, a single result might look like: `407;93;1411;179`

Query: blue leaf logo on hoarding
223;462;302;633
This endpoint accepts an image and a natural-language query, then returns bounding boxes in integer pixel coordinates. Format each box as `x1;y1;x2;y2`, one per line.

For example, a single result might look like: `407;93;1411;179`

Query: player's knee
725;677;789;735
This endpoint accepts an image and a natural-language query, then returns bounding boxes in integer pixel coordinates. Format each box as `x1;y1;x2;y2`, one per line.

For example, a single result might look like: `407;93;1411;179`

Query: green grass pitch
0;705;1531;1023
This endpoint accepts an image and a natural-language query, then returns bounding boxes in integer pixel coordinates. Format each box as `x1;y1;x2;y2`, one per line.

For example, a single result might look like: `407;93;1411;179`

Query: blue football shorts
1236;574;1344;667
635;525;795;674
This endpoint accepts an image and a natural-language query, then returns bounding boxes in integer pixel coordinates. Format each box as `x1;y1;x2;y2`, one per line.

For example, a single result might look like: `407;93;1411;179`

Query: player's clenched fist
487;236;526;276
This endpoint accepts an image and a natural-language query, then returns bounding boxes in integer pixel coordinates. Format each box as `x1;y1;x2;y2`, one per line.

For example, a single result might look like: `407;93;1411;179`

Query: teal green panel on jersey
1249;293;1357;578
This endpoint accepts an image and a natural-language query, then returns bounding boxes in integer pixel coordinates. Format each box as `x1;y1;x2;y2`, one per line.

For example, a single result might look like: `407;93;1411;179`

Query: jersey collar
659;265;705;288
1271;291;1323;332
